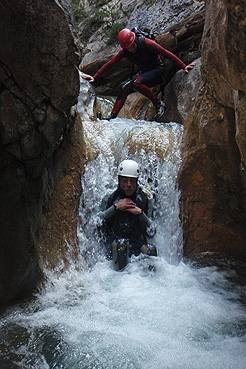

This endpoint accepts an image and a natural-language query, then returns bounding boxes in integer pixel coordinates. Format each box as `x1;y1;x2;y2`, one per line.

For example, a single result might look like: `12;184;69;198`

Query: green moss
97;0;111;5
122;5;135;18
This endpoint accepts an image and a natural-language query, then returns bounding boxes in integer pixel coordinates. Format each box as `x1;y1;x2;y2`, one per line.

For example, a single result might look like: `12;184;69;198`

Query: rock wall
178;0;246;262
0;0;84;305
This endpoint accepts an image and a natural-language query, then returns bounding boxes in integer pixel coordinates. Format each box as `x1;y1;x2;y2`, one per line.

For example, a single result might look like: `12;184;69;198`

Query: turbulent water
0;78;246;369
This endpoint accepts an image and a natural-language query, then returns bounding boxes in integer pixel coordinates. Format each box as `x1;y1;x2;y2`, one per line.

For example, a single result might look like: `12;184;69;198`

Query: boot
140;244;157;256
153;99;167;121
112;239;130;271
97;112;117;121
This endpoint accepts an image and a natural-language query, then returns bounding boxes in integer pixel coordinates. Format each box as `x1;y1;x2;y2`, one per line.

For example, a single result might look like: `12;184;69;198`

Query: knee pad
133;75;142;87
121;79;134;92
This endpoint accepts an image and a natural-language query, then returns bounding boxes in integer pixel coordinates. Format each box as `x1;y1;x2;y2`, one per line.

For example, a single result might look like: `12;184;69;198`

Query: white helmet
117;159;140;178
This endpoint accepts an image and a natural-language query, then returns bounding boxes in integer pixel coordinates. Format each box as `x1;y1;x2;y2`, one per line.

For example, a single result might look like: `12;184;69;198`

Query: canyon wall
178;0;246;261
0;0;84;305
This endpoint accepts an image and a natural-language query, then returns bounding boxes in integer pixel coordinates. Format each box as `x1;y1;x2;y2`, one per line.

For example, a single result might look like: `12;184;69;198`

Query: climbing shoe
153;100;168;121
97;112;117;121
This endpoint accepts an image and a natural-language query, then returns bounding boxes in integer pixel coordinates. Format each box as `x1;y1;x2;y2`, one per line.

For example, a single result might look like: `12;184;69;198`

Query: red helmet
118;29;136;49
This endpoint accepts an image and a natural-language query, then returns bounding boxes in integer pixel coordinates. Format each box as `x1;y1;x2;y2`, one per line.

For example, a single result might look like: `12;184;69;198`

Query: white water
0;78;245;369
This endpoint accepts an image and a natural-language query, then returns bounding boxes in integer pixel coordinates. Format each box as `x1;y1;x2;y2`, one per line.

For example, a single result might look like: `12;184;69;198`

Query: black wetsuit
98;186;154;258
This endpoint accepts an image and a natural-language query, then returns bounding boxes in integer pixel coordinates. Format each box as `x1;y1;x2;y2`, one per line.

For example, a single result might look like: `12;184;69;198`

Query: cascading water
0;76;245;369
77;77;184;268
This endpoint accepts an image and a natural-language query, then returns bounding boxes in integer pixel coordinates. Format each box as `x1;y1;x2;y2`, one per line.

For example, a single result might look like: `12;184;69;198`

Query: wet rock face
0;0;81;305
164;58;202;124
178;0;246;261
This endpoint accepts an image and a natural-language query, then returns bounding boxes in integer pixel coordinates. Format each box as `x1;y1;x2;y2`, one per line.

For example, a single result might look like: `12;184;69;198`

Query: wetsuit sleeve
138;211;152;226
97;194;116;220
97;205;116;220
144;38;186;70
138;197;156;237
93;49;125;80
137;196;153;225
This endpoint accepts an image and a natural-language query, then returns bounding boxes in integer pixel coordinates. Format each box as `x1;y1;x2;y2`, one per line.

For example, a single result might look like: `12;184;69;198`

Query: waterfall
0;76;245;369
77;76;183;268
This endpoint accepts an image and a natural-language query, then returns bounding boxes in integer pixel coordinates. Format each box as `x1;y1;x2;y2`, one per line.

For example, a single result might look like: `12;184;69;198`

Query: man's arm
138;197;156;237
83;49;125;83
93;49;125;80
97;194;116;220
98;193;155;233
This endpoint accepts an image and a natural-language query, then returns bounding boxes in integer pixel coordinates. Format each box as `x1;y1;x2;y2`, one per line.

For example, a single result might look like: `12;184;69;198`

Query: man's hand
127;206;143;215
82;73;95;83
115;198;142;215
184;62;196;73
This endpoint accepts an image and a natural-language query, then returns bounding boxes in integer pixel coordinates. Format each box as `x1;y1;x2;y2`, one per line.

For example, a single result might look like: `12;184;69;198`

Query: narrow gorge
0;0;245;307
0;1;246;367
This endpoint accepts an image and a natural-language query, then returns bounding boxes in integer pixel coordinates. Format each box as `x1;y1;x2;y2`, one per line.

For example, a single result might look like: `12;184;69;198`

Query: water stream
0;78;245;369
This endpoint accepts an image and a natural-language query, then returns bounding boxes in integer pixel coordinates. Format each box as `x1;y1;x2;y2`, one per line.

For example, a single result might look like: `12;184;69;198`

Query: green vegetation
80;9;110;42
97;0;111;5
143;0;153;6
105;22;125;45
143;0;155;9
70;0;85;24
70;0;130;45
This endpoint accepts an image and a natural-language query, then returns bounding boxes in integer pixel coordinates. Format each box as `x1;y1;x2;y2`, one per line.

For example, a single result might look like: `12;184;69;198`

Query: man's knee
133;75;142;88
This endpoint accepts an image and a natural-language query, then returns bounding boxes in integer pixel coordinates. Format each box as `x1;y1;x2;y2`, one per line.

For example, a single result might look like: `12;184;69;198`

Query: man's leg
133;69;167;120
101;81;134;120
99;68;166;120
133;75;158;103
